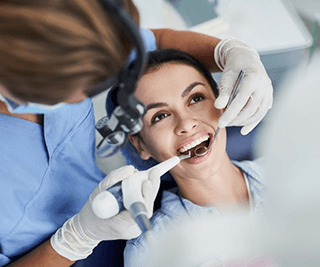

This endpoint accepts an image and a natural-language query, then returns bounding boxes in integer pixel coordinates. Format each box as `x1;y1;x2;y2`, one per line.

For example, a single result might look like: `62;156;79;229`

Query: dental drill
92;153;191;233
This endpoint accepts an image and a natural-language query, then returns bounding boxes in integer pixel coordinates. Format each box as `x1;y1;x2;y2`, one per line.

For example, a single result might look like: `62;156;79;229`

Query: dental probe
92;152;191;233
194;70;246;157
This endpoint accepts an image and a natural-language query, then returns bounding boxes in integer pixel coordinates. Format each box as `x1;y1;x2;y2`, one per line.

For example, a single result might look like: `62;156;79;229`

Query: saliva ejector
92;153;190;233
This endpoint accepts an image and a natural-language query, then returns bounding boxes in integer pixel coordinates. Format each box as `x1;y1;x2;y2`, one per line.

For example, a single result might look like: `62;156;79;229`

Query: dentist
0;0;272;266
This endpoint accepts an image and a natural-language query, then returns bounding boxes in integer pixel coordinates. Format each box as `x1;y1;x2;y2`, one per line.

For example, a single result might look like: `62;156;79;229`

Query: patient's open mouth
178;134;211;158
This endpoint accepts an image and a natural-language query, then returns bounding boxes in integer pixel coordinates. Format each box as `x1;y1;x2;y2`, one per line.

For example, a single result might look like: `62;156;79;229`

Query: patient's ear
128;135;151;160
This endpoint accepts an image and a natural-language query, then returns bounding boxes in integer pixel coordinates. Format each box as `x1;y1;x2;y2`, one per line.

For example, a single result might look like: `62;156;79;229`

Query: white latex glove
50;165;160;261
214;38;273;135
141;168;161;218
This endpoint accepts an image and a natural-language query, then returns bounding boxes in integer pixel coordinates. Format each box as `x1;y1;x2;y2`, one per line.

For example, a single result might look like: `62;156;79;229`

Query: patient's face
132;63;226;180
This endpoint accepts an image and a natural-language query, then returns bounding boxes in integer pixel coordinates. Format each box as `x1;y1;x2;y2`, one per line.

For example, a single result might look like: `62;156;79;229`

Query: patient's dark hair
107;49;219;115
144;49;219;97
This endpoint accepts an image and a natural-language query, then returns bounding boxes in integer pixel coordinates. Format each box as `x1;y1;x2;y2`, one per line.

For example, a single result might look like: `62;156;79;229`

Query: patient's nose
175;116;199;135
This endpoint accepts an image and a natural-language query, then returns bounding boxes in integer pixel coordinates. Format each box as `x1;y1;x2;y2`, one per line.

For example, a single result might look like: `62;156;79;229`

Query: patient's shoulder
232;158;266;184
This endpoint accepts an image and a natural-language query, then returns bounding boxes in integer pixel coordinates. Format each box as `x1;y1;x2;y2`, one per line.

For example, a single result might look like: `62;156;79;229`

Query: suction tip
179;151;191;160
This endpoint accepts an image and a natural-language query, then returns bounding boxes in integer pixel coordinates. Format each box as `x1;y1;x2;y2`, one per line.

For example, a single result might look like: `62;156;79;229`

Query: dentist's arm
152;29;273;135
151;29;221;72
6;240;74;267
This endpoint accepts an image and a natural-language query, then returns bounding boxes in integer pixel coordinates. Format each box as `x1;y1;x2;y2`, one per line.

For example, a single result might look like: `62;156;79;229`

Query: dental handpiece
194;70;246;157
92;153;190;233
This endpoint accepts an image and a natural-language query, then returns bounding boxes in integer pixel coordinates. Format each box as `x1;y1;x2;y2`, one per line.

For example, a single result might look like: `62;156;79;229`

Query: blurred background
77;1;319;266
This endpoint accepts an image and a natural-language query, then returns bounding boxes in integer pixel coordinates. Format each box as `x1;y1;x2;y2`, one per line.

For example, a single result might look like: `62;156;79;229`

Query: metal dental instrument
194;70;246;157
92;152;191;233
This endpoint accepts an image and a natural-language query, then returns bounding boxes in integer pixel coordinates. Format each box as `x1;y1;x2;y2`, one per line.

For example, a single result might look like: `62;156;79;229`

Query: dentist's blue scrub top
0;29;157;266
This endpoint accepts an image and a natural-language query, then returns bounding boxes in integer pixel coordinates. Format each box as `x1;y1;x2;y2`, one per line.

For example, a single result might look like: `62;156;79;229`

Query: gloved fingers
141;168;160;199
240;113;263;135
240;99;272;135
217;78;255;128
142;180;152;199
103;165;135;189
237;97;272;127
108;210;142;240
214;92;231;110
226;91;264;127
215;71;239;109
91;165;135;199
142;180;153;218
142;168;160;217
148;168;161;196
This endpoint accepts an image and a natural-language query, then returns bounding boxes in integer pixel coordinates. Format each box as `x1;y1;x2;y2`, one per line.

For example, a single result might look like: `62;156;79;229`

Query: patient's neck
175;154;249;212
0;101;43;125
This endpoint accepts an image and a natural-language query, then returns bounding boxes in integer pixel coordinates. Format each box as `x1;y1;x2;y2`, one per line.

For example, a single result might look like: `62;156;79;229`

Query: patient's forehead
138;62;207;87
135;62;213;101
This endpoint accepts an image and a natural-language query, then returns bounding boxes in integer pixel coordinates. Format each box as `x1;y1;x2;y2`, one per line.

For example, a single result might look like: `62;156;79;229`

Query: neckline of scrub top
43;98;93;159
0;98;94;159
0;113;43;137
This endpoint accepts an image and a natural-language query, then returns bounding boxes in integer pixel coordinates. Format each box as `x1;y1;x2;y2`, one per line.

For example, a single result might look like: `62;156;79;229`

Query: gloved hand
214;38;273;135
50;165;160;261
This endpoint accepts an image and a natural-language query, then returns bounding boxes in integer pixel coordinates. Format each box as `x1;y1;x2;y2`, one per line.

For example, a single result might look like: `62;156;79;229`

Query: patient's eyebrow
146;102;168;111
181;82;205;97
146;82;205;111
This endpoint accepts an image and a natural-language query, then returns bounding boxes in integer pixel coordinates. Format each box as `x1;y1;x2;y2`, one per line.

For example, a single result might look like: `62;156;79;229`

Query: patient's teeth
178;134;210;154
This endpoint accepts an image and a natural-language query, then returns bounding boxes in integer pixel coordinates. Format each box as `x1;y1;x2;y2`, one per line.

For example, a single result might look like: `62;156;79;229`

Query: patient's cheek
211;106;223;121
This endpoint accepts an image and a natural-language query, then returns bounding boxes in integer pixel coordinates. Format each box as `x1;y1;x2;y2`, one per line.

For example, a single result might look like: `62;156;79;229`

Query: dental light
88;0;148;158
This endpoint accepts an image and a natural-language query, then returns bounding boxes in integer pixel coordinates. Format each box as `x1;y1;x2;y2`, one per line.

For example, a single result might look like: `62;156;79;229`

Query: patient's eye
190;93;205;104
151;112;169;124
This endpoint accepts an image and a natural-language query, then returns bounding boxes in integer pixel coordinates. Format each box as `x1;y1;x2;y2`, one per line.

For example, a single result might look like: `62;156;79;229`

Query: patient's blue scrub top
0;28;157;266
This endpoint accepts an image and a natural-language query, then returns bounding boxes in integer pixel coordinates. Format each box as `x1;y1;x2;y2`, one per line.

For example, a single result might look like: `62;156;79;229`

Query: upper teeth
179;134;210;153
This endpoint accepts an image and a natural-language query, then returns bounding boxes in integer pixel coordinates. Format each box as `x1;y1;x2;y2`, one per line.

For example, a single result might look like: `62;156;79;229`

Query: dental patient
107;49;266;266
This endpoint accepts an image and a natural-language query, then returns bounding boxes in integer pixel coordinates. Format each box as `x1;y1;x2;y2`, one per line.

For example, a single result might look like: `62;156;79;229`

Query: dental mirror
194;70;245;158
194;128;220;157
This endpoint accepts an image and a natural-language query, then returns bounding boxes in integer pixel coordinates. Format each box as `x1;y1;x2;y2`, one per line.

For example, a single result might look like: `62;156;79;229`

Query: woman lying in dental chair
107;49;266;267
